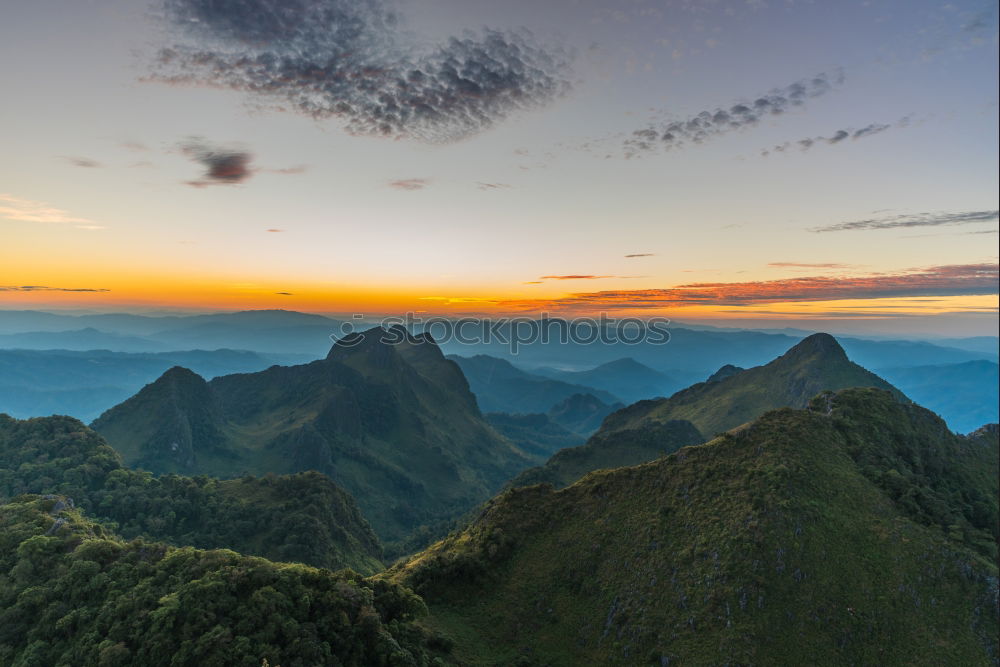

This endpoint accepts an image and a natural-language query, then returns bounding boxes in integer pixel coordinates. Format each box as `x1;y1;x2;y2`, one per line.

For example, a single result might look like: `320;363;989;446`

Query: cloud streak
152;0;570;143
499;263;998;311
624;71;842;156
625;253;655;258
388;178;429;191
0;285;110;293
813;210;999;233
762;117;908;156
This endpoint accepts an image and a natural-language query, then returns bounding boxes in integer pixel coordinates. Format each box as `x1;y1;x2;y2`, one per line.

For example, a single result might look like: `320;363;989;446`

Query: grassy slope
0;414;383;574
600;333;907;439
389;389;998;666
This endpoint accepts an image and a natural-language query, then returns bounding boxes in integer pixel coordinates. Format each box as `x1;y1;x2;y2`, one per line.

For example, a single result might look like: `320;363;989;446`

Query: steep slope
535;357;679;404
94;327;533;543
546;393;624;435
389;389;999;666
0;414;382;573
447;354;620;414
0;495;449;666
600;333;907;438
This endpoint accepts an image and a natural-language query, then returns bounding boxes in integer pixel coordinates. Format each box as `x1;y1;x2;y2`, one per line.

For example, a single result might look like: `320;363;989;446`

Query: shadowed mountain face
389;389;999;665
546;392;624;435
92;327;533;542
0;414;383;573
599;333;907;439
447;354;621;414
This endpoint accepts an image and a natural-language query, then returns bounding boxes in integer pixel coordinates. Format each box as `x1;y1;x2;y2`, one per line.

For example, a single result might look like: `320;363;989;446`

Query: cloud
762;118;907;156
275;291;294;296
388;178;429;191
624;71;842;156
0;194;99;229
61;156;102;168
477;182;512;190
625;253;655;258
768;262;851;269
180;138;253;186
0;285;110;292
539;275;615;280
499;264;998;311
812;210;999;233
265;228;283;232
151;0;570;143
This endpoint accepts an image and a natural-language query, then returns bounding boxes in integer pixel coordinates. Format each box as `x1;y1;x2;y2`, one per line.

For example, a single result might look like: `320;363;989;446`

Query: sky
1;0;997;335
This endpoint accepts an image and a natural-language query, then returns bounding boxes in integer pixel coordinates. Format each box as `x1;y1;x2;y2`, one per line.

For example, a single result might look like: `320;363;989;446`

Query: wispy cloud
625;253;655;258
0;194;101;229
768;262;851;269
388;178;430;191
762;117;909;156
60;156;102;168
265;228;284;233
180;138;253;187
624;71;842;156
275;291;294;296
151;0;570;143
812;210;999;233
539;275;615;280
499;263;998;311
477;182;512;191
0;285;110;292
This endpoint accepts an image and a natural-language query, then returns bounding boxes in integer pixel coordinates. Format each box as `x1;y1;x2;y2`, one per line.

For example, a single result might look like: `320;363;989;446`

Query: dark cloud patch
61;156;102;168
152;0;570;143
275;292;294;295
477;182;512;190
625;253;655;258
388;178;429;191
762;118;910;156
180;138;254;186
0;285;110;292
624;71;842;156
812;210;999;233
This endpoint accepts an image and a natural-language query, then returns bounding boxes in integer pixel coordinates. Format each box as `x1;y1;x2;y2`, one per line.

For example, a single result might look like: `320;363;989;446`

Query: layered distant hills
389;388;999;665
92;326;533;543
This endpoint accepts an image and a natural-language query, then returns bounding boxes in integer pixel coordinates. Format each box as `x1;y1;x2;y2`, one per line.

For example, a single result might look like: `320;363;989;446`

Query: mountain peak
780;332;848;363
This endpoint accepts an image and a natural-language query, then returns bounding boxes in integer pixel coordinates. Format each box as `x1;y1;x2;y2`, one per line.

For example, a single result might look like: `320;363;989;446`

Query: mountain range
91;326;534;544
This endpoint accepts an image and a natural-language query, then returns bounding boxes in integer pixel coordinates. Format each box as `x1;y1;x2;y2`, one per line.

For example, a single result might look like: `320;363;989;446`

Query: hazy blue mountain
0;348;312;422
447;354;621;414
437;321;991;374
0;328;168;352
877;360;999;434
532;357;687;404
